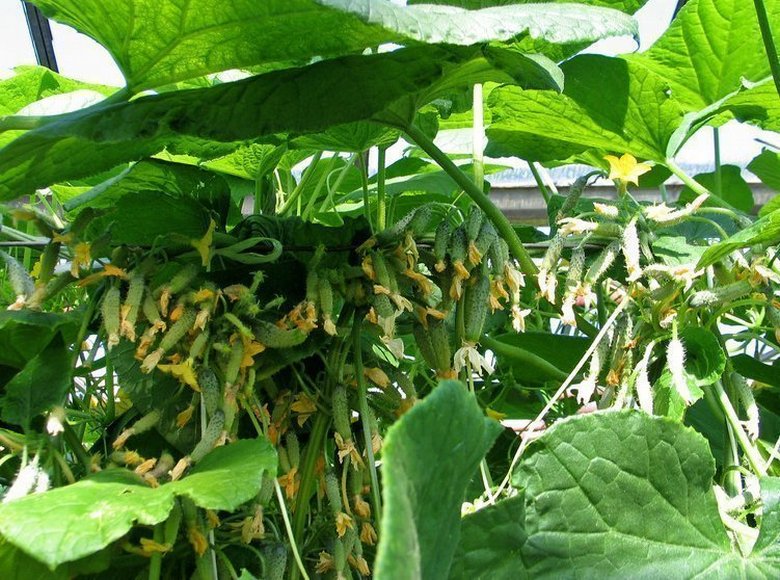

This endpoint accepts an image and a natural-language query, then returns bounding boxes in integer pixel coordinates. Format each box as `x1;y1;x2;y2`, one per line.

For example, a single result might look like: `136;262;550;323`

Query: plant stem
148;523;164;580
351;317;382;528
665;157;741;215
713;127;722;198
358;152;374;232
274;479;310;580
280;151;324;215
529;162;551;205
712;379;767;476
480;335;567;382
377;146;387;230
472;83;485;189
403;123;537;277
292;409;330;548
754;0;780;99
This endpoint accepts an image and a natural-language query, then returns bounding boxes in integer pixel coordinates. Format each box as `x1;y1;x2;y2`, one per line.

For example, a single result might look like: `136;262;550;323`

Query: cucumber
463;273;491;343
325;471;343;513
428;319;453;375
198;368;221;418
191;409;225;462
263;544;288;580
412;323;438;371
584;241;621;285
158;308;197;352
1;250;34;299
332;387;352;441
689;280;752;308
255;320;308;348
120;271;145;341
101;284;121;349
36;242;61;285
489;238;510;278
285;432;300;468
433;218;452;272
465;207;485;242
471;220;497;266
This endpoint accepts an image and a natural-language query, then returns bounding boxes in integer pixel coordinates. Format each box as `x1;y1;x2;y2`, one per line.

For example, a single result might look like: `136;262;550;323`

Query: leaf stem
351;317;382;528
273;478;310;580
665;157;741;215
753;0;780;99
148;522;164;580
528;162;551;205
403;123;537;277
472;83;485;189
480;335;567;382
377;146;387;230
280;151;324;216
712;379;767;476
292;409;331;547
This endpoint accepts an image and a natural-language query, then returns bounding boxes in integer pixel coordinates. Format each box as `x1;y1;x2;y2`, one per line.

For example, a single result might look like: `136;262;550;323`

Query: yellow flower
604;153;651;186
241;336;266;368
291;393;317;427
140;538;171;554
70;242;92;278
335;511;354;537
157;360;200;391
187;526;209;556
352;494;371;519
360;521;377;546
315;551;335;574
191;219;216;267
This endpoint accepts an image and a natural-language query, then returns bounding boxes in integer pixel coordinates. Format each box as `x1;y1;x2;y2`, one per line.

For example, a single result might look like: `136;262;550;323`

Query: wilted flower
454;343;494;376
511;305;531;333
46;406;66;436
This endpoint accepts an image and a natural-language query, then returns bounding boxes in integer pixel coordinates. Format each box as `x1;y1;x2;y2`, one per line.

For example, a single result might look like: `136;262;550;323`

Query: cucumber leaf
375;380;502;580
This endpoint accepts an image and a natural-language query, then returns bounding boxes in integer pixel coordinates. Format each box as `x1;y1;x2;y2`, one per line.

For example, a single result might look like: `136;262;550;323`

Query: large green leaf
697;209;780;268
450;495;529;579
628;0;780;111
408;0;649;13
0;336;72;429
0;438;276;569
0;65;114;118
0;47;451;201
30;0;636;91
168;437;278;510
375;380;502;580
450;413;780;577
514;412;780;577
724;79;780;134
0;310;79;369
486;54;684;162
749;149;780;193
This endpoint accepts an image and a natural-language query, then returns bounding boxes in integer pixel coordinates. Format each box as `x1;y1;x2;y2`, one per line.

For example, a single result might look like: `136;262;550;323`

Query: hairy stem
404;123;537;277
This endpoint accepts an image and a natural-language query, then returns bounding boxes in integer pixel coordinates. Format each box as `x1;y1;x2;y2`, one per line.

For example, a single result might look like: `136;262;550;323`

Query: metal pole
22;1;59;72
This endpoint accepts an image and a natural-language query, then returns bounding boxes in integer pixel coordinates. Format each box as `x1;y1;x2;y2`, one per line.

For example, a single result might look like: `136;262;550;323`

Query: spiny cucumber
471;220;497;265
255;320;308;348
412;323;438;371
198;368;221;418
332;386;352;441
1;250;34;299
120;271;145;341
325;471;343;513
428;319;453;374
285;431;300;468
584;240;621;285
489;238;510;278
434;218;452;272
465;207;485;242
159;308;197;352
263;544;288;580
101;284;121;349
190;409;225;463
464;273;491;343
689;280;752;308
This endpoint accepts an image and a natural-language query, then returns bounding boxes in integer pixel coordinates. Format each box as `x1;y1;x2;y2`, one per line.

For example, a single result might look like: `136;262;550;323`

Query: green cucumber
463;273;491;343
190;409;225;462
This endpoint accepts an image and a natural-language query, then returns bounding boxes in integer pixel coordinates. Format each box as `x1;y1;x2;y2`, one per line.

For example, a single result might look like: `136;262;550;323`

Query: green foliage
0;0;778;577
375;380;502;579
0;439;275;569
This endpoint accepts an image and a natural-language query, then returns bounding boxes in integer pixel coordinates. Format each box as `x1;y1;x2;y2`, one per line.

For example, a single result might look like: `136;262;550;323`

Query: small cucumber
433;218;452;272
198;368;221;418
190;409;225;462
1;250;34;299
263;544;288;580
101;284;121;349
159;308;197;352
463;273;491;343
255;320;308;348
428;319;453;375
332;386;352;441
465;207;485;242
